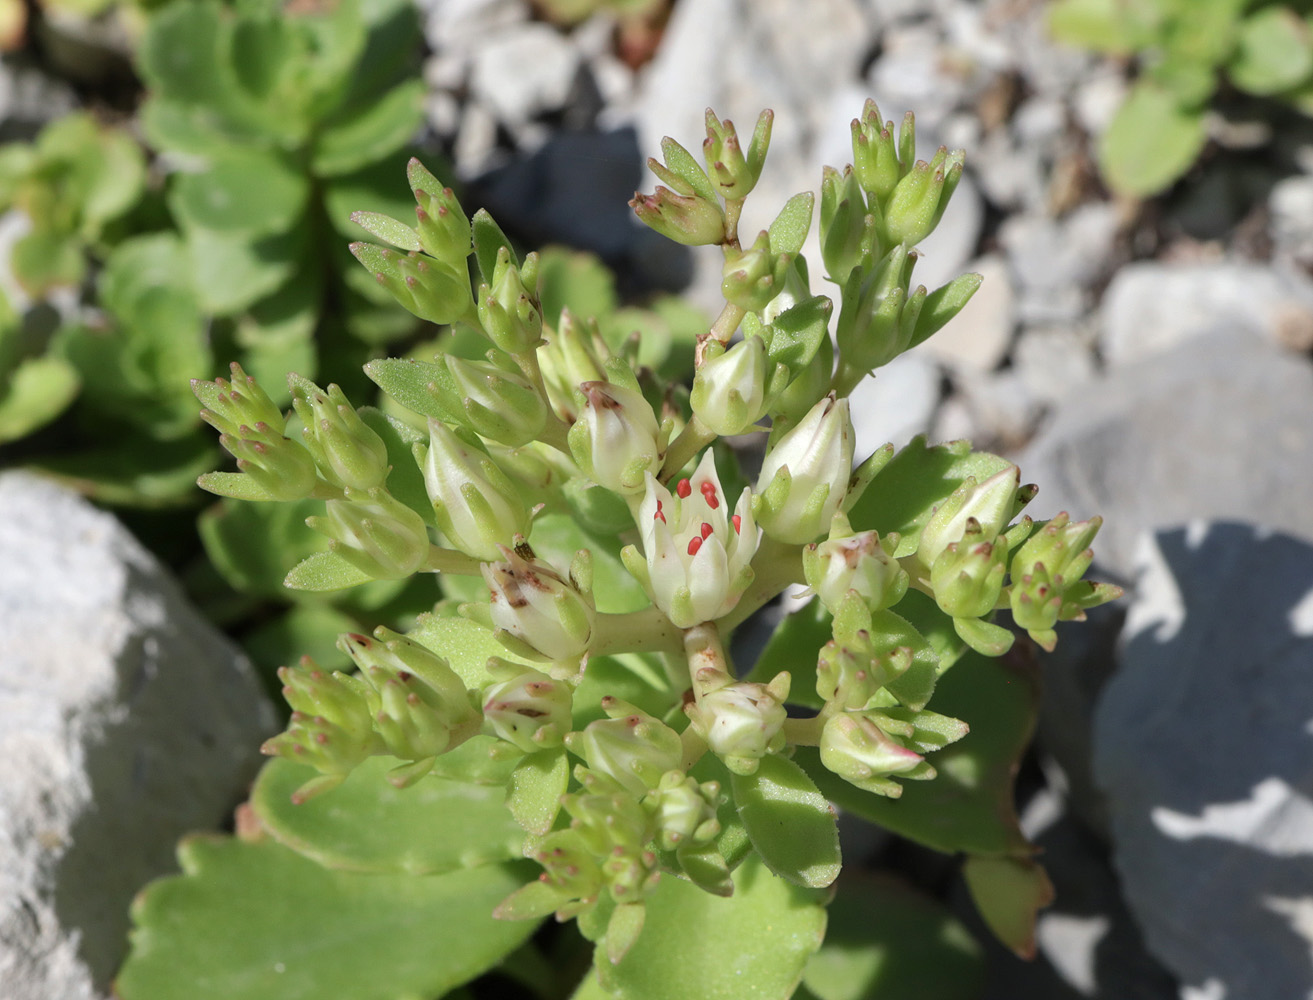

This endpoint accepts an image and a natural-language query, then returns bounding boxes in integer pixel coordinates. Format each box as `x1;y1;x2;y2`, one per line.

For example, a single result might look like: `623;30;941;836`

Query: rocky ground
4;0;1313;997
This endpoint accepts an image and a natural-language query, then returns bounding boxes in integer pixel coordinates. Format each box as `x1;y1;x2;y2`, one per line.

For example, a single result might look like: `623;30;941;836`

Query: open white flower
622;450;760;628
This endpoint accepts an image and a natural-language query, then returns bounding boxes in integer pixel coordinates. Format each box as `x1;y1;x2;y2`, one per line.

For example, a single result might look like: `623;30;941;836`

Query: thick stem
423;545;484;575
658;416;716;482
723;197;745;248
782;715;827;747
707;302;746;345
720;536;807;632
682;621;731;704
590;606;684;657
537;411;573;455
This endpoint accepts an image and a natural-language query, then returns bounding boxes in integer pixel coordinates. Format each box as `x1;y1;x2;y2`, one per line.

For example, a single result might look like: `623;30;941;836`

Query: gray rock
914;253;1015;373
468;23;582;126
847;351;941;455
955;368;1042;450
916;171;986;294
1093;523;1313;999
1013;324;1097;406
0;473;277;999
1020;331;1313;579
1270;175;1313;274
1002;204;1120;326
1100;262;1313;366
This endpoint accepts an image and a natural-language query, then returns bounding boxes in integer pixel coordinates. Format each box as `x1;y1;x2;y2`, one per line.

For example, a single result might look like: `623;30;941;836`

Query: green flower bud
721;229;791;313
690;336;771;436
703;108;772;201
882;145;965;248
916;465;1022;574
564;697;682;798
307;486;429;579
1009;513;1120;650
497;828;605;922
850;100;902;203
477;247;543;355
408;158;471;270
217;430;319;501
568;380;663;495
563;785;655;859
192;362;286;438
261;657;384;800
630;186;727;246
815;635;912;711
684;674;790;775
420;418;530;561
539;309;609;421
834;242;920;373
349;242;473;326
803;516;908;615
482;659;574;753
482;547;595;663
819;165;879;283
753;394;855;545
430;354;548;447
290;377;389;492
930;528;1009;619
819;712;926;796
644;771;722;851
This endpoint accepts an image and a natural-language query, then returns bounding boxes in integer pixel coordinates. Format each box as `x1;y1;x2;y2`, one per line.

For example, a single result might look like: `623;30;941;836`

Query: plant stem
659;416;715;481
423;545;484;575
682;621;731;704
723;197;745;248
707;302;746;345
590;606;684;656
782;715;827;747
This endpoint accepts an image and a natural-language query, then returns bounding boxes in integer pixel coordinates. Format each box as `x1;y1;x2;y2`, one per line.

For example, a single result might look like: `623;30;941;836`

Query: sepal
563;697;682;798
703;108;772;201
420;418;530;560
482;545;596;663
306;487;430;579
482;659;574;753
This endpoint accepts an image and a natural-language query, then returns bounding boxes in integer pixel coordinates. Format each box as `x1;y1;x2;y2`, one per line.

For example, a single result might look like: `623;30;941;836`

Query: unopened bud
564;697;682;798
420;418;529;560
538;309;609;421
431;355;548;448
819;165;878;283
482;659;574;753
307;487;429;579
630;186;727;246
1010;513;1118;650
349;242;472;326
567;379;664;495
850;100;902;203
815;636;912;711
930;531;1008;619
690;336;771;436
685;674;789;776
217;430;319;501
482;546;595;663
720;229;790;313
193;362;286;438
478;247;543;355
882;146;964;248
703;108;772;201
819;712;925;796
917;465;1022;573
408;159;471;269
753;394;855;545
803;516;907;614
290;377;389;491
645;771;722;851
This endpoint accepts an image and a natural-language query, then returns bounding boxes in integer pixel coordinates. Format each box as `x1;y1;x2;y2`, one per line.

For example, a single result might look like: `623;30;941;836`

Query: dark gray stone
1093;523;1313;999
0;472;277;999
1020;331;1313;579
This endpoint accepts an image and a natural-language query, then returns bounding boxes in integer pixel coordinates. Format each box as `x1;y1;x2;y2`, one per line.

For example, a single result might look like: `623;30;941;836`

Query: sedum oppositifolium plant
119;103;1120;1000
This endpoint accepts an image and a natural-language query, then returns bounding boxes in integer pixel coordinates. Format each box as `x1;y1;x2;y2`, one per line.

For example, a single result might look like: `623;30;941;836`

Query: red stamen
687;536;703;555
677;479;692;498
654;500;666;524
700;522;714;540
700;481;720;509
732;514;742;534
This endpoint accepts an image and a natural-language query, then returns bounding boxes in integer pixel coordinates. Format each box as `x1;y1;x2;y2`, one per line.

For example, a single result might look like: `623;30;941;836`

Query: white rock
913;253;1014;373
847;352;941;455
1094;523;1313;999
1013;324;1097;405
0;473;277;999
468;22;581;126
1099;261;1313;366
1270;175;1313;272
1002;203;1120;325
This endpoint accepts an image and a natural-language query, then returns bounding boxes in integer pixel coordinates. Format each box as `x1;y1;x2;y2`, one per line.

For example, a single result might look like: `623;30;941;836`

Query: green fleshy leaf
312;78;425;177
1098;80;1207;197
138;1;227;104
572;652;680;726
1046;0;1152;53
765;295;833;383
406;612;533;689
117;834;539;1000
171;150;309;237
363;356;462;424
894;589;968;675
348;210;421;251
29;437;215;507
283;550;375;592
195;471;280;502
472;208;517;284
962;854;1054;959
846;436;1013;558
357;406;435;525
184;222;306;315
322;154;420;240
1228;7;1313;96
732;754;841;888
244;602;360;674
595;853;827;999
796;647;1038;858
11;230;83;295
0;356;80;443
907;273;982;351
529;511;648;614
507;746;569;835
870;608;939;711
802;871;984;1000
251;755;523;873
767;191;814;256
199;497;323;598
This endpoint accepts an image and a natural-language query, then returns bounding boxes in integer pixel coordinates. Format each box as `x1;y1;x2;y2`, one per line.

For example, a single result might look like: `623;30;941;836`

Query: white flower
622;450;759;629
754;394;855;544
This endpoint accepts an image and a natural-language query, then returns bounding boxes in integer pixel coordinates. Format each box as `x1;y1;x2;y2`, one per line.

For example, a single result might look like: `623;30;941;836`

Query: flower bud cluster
1009;512;1120;651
